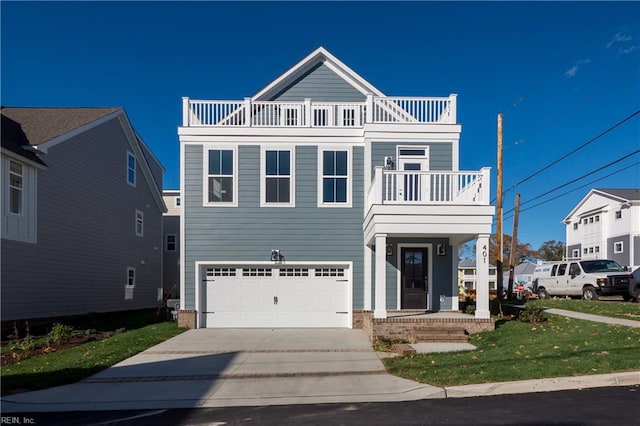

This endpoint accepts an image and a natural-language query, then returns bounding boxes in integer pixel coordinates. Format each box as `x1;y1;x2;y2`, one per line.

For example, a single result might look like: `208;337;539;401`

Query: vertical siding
183;144;365;310
270;63;367;102
1;119;163;321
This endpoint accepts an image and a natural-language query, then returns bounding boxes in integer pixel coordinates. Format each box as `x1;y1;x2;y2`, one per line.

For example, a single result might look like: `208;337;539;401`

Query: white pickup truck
532;259;633;301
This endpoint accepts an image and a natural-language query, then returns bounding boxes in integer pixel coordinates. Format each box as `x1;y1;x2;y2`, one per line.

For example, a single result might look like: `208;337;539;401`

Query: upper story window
261;148;294;206
319;148;351;207
8;161;23;215
573;222;578;230
165;234;176;252
205;148;236;206
135;210;144;237
127;152;136;186
615;210;622;220
175;197;181;207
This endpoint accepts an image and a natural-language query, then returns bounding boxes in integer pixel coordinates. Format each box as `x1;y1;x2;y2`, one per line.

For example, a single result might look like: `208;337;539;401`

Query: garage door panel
202;264;350;328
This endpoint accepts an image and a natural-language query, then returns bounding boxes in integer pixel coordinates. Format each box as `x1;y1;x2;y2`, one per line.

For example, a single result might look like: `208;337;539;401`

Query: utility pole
496;114;504;299
507;193;521;299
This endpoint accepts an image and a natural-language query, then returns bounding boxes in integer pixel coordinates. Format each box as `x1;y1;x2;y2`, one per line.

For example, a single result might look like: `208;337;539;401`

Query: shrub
517;305;547;323
464;304;476;315
50;323;75;344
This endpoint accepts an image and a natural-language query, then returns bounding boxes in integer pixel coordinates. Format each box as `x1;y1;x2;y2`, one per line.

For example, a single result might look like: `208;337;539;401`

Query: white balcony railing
182;94;457;127
367;167;491;210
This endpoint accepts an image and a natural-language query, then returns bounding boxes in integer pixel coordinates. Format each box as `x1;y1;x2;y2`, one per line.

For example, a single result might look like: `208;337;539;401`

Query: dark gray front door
401;248;428;309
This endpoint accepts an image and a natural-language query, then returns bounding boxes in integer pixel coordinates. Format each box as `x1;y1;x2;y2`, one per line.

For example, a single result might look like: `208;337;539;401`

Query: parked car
532;259;633;301
629;268;640;303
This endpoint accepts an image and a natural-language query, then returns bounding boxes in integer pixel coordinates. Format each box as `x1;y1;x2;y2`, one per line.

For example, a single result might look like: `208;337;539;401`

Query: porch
363;168;495;322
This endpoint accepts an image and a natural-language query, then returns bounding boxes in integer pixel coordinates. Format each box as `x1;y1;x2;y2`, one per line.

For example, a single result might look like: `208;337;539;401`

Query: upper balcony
181;94;457;128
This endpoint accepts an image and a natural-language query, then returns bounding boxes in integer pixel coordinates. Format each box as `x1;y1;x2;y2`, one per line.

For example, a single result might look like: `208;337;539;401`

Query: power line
510;109;640;189
491;108;640;204
501;160;640;222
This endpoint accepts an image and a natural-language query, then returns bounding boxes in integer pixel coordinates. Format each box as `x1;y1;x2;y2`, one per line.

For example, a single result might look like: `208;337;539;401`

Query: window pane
399;149;425;156
323;151;334;175
266;150;278;175
221;150;233;174
128;154;135;169
335;151;347;176
279;151;290;175
278;177;290;202
209;150;221;174
9;188;22;214
266;178;278;202
209;177;233;202
9;173;22;189
10;161;22;174
323;178;335;203
335;178;347;202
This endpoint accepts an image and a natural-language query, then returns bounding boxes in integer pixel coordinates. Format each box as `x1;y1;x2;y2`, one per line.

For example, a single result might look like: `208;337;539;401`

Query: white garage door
201;265;351;328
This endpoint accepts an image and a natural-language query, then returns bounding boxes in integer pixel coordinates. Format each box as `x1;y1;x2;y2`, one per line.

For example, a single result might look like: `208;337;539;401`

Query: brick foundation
352;310;369;329
362;311;495;343
178;310;197;329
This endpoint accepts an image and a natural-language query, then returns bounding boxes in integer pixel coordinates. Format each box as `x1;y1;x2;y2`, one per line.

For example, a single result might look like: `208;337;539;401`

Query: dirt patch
1;331;114;366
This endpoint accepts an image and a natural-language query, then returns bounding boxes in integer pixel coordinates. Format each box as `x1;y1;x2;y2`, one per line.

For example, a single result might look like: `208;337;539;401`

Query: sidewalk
544;308;640;328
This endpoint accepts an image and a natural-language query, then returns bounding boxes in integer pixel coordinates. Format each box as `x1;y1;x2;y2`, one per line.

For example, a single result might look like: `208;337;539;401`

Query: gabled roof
1;106;166;213
458;259;497;268
1;107;119;146
563;188;640;222
251;46;385;101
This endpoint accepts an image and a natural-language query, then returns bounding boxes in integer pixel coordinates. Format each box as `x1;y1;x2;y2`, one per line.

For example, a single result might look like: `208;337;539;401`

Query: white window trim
8;160;23;216
572;249;579;258
127;151;136;187
203;145;238;207
135;209;144;237
165;233;177;252
317;146;352;208
615;210;622;220
127;267;136;287
614;241;624;254
260;146;295;208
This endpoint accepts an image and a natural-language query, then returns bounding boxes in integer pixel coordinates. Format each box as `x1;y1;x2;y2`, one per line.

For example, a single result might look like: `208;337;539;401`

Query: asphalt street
6;385;639;426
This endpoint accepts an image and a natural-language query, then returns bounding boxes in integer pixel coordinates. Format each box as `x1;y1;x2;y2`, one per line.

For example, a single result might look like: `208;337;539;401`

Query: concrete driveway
1;329;444;412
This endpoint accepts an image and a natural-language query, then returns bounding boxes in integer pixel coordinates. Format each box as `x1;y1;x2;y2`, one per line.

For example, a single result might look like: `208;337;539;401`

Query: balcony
181;94;457;128
364;167;494;245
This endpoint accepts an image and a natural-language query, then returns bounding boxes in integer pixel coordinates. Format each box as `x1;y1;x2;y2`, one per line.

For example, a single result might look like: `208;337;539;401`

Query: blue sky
2;1;639;250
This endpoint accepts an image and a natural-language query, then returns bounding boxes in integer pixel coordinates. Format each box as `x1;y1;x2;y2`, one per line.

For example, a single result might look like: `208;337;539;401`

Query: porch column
364;243;373;310
374;233;387;318
451;243;460;311
475;234;490;318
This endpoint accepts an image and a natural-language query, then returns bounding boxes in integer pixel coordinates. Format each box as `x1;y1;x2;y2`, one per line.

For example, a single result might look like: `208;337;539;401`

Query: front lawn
1;321;185;395
529;298;640;321
383;309;640;387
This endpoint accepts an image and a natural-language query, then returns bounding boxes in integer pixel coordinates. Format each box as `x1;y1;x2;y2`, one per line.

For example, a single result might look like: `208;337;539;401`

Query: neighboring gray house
163;189;181;298
178;47;495;331
501;262;537;289
564;188;640;270
1;107;166;321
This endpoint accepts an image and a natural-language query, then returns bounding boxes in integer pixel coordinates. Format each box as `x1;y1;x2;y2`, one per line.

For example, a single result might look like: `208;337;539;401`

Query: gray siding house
178;47;495;333
163;189;181;298
1;107;166;321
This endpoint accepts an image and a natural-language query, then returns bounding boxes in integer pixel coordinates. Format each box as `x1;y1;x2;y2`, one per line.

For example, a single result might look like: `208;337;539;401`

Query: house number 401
482;245;488;263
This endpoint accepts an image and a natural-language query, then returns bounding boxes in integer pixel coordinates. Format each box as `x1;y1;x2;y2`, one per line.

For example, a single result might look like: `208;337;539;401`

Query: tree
538;240;565;261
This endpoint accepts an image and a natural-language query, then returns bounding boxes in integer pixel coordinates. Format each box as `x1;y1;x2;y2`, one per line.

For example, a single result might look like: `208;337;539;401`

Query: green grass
529;298;640;321
383;312;640;387
1;321;185;395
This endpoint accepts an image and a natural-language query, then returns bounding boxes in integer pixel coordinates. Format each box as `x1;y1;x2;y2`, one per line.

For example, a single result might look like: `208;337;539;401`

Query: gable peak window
263;149;293;205
207;148;235;204
615;210;622;220
127;152;136;186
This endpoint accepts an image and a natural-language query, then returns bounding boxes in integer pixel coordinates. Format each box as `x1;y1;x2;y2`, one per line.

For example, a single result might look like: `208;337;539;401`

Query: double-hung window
206;148;236;206
127;267;136;287
319;148;351;206
8;160;23;215
166;234;176;252
127;152;136;186
262;148;293;206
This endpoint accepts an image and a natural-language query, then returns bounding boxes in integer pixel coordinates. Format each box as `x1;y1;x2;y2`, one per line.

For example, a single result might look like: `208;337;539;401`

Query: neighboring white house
1;107;166;322
178;47;495;333
458;259;497;292
564;188;639;270
163;189;181;299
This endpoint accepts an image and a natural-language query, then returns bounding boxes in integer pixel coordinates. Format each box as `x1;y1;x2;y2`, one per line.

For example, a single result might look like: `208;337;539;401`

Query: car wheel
622;293;633;302
633;287;640;303
582;286;599;301
537;288;550;300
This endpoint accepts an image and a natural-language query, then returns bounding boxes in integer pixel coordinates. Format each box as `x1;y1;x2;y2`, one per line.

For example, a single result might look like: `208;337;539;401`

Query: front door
401;248;428;309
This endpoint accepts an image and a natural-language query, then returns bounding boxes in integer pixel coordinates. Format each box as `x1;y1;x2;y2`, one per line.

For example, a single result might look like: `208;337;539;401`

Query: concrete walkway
2;315;640;413
545;308;640;327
